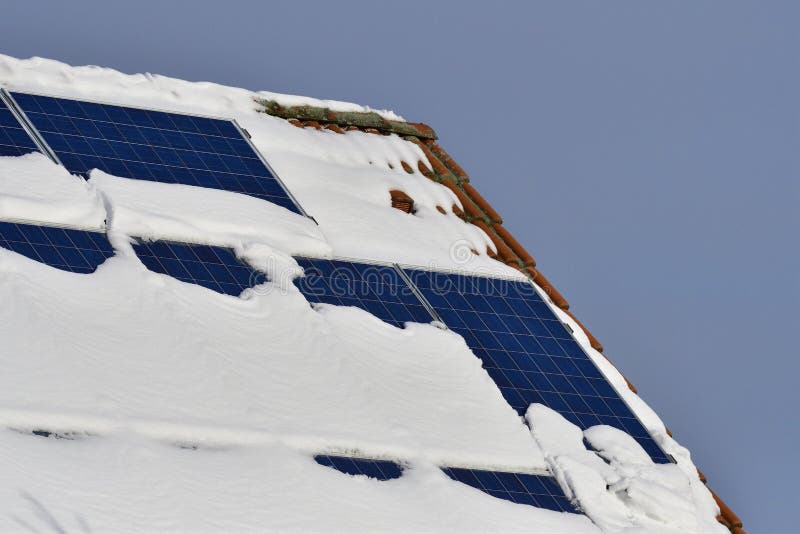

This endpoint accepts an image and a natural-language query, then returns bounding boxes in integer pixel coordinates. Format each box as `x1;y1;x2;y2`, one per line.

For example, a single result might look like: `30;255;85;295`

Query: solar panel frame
6;90;306;215
399;266;671;464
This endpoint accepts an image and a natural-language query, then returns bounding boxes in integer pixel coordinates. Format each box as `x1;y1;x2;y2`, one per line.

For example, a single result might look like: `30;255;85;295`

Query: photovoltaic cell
314;455;403;481
10;92;301;213
132;240;265;296
0;97;38;156
0;221;114;273
402;269;670;464
293;258;432;328
442;467;576;513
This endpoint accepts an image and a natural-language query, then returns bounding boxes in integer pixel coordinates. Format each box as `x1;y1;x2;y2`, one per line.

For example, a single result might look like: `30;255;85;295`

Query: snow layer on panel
254;125;523;277
88;170;329;259
0;54;523;276
0;54;403;121
0;152;105;229
0;251;544;471
527;405;727;534
0;430;595;534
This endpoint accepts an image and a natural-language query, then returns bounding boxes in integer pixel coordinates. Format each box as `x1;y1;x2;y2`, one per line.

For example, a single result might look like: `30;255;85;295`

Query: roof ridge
256;98;438;140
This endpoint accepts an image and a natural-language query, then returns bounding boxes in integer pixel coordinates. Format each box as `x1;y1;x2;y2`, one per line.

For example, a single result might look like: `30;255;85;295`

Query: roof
258;99;744;534
0;54;741;533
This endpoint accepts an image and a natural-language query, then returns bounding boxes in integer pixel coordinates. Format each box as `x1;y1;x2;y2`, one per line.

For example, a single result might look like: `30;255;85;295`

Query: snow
89;169;329;259
527;405;728;534
0;55;404;121
0;249;544;472
0;430;597;534
0;53;727;532
0;152;104;229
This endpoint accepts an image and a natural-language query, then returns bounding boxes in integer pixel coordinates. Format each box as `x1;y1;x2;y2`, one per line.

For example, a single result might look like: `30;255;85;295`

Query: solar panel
0;97;38;156
442;467;576;512
0;221;114;273
402;269;670;464
314;455;404;480
132;240;265;296
293;258;432;328
10;92;302;213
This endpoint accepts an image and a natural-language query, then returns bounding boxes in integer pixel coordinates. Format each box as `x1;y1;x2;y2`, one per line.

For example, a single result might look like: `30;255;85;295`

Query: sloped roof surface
0;54;741;533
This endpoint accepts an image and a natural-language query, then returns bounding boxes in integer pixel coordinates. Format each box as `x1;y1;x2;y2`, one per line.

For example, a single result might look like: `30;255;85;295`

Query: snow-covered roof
0;54;740;533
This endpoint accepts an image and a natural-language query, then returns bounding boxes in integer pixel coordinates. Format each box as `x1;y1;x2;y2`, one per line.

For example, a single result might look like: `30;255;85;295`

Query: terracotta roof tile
389;189;415;214
461;182;503;224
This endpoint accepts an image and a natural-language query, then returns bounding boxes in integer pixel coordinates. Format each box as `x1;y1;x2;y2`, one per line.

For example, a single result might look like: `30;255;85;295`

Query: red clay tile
424;140;470;180
389;189;415;214
462;182;503;224
417;160;434;178
442;181;484;220
324;123;346;134
493;224;535;266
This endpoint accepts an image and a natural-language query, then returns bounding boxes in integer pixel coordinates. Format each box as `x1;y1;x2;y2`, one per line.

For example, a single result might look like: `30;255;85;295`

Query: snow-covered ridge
0;54;405;121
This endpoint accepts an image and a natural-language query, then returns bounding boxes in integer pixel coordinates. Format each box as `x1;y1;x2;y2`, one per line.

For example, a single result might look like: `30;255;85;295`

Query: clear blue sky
2;1;796;531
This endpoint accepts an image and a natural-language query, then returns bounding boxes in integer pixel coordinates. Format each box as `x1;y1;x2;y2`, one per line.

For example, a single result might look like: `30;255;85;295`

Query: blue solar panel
442;467;576;513
0;221;114;273
314;455;403;480
293;258;432;328
0;97;38;156
132;240;265;296
402;269;670;464
11;92;301;213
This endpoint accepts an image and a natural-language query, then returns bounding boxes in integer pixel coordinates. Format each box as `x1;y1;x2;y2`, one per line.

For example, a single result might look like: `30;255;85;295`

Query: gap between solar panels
1;89;310;217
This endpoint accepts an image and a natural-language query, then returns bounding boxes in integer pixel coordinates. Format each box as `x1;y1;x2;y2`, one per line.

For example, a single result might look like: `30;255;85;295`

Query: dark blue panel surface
11;92;300;213
315;455;403;480
133;240;264;296
0;221;113;273
294;258;432;328
0;98;38;156
403;269;670;464
443;467;576;513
